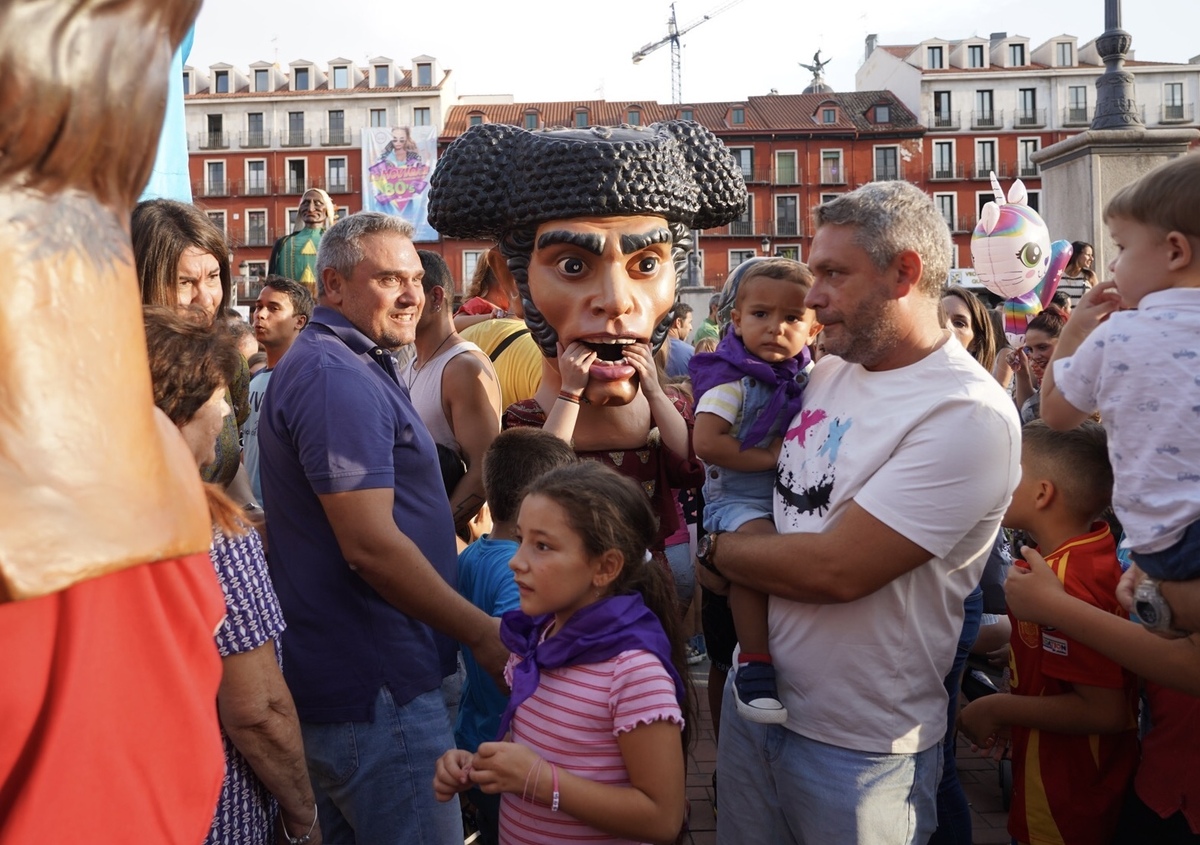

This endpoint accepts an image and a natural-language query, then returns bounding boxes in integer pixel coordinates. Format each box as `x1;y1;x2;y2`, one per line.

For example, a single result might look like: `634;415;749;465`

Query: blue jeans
1136;518;1200;581
301;685;462;845
930;588;983;845
715;677;941;845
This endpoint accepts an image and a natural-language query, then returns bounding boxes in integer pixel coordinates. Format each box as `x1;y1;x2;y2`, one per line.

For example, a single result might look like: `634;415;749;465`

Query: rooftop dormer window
822;107;837;124
214;70;229;93
1009;43;1025;66
731;106;745;125
332;66;349;89
1056;42;1073;66
295;67;310;90
680;108;694;121
254;68;269;92
374;65;389;87
416;62;432;87
968;44;984;68
524;111;539;130
575;109;588;128
874;104;891;123
927;46;944;69
627;109;641;126
469;114;484;127
182;71;191;95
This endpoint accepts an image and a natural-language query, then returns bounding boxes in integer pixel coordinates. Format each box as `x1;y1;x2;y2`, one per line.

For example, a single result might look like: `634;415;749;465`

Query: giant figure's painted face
526;215;676;407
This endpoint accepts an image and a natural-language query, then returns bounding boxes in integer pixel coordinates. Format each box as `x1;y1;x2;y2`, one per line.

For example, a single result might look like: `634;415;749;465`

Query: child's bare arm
541;341;594;442
1006;549;1200;696
471;721;685;845
959;682;1131;750
1162;578;1200;637
624;343;689;458
1039;282;1121;429
693;411;779;473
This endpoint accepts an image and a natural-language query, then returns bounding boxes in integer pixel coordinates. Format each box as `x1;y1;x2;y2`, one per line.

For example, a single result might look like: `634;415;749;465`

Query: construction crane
631;0;745;104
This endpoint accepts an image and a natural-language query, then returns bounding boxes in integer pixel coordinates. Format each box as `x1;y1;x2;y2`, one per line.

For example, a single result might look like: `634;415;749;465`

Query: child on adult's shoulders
1038;153;1200;602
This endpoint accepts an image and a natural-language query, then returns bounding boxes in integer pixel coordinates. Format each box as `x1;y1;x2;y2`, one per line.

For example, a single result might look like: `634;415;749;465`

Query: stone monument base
1032;127;1199;271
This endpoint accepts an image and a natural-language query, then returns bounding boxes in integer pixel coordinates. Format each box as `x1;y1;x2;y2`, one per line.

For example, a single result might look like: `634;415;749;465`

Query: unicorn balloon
971;173;1072;346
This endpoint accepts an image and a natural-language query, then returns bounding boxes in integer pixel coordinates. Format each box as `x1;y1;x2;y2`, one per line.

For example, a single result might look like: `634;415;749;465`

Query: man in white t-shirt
696;181;1020;844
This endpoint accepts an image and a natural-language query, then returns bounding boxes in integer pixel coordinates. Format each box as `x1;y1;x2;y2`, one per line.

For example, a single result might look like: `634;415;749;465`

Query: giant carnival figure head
0;0;210;599
971;173;1072;346
428;121;746;407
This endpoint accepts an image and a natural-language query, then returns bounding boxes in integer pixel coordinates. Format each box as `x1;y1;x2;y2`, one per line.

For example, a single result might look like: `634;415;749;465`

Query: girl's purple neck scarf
496;593;684;740
688;332;810;449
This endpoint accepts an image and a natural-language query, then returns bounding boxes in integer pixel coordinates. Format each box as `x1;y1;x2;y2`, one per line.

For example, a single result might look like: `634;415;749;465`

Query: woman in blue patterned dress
144;306;321;845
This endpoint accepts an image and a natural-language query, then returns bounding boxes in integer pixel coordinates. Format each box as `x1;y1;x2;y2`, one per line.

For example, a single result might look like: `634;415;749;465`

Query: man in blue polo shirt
259;212;508;845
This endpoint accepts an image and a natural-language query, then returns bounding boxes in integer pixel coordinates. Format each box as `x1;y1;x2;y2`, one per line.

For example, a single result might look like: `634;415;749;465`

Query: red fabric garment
503;388;703;551
0;553;227;844
1135;682;1200;834
456;295;500;316
1007;523;1138;845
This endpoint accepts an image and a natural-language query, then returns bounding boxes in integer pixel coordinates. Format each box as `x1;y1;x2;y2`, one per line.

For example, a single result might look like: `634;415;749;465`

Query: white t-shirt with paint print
770;337;1020;755
1052;287;1200;553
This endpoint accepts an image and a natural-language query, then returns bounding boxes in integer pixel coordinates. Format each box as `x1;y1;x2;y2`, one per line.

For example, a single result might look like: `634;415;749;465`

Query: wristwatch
696;532;724;577
1134;578;1174;633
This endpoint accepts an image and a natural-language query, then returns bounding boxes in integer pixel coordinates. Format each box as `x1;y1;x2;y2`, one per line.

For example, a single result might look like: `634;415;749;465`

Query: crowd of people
6;35;1200;844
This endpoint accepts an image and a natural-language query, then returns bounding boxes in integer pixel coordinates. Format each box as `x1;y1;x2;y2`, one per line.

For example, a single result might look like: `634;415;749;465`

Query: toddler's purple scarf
496;593;683;740
688;332;810;449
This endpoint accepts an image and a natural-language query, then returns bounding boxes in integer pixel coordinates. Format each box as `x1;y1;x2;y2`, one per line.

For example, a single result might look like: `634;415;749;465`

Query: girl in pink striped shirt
435;462;692;845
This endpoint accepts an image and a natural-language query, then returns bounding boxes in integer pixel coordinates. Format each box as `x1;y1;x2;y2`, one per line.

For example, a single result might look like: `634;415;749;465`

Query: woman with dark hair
941;285;997;369
133;199;253;496
133;199;232;320
1058;241;1097;304
144;306;320;845
1007;306;1068;423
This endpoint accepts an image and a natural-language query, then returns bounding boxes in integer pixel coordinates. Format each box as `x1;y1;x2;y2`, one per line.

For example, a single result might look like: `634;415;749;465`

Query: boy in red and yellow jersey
959;420;1137;845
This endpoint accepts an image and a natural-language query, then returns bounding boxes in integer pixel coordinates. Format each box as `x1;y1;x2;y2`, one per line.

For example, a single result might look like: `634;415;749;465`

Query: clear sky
191;0;1196;105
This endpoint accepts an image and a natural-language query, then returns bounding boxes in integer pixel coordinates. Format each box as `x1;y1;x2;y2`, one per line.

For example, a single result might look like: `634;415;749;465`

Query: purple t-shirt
259;306;458;723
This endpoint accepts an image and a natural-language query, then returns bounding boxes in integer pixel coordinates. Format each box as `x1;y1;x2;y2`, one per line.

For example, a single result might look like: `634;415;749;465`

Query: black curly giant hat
428;121;747;238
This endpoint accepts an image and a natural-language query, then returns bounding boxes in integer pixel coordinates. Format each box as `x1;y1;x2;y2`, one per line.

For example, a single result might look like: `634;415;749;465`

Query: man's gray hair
814;182;952;297
316;212;414;296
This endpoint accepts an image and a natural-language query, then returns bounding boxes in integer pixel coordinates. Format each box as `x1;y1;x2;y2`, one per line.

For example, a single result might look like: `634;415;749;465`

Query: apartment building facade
183;54;460;289
436;91;926;290
186;69;930;295
858;31;1200;265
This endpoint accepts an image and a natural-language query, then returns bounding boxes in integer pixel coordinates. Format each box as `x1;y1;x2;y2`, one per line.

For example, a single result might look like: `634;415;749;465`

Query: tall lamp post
1091;0;1143;129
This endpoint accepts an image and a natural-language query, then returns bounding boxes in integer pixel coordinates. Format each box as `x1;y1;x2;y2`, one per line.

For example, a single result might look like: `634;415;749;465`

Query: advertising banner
362;125;438;242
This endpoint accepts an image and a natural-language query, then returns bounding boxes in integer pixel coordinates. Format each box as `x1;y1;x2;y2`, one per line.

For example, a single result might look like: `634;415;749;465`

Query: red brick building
184;56;991;297
437;91;925;290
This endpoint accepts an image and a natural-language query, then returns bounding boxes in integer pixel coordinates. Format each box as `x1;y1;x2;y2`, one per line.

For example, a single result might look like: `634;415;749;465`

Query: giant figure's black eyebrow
536;230;605;255
620;228;672;254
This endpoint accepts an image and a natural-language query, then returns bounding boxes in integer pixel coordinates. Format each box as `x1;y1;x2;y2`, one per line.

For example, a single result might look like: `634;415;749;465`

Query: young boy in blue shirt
455;428;577;843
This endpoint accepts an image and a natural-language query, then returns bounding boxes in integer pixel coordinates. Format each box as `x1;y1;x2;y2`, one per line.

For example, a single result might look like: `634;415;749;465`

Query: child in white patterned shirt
1039;153;1200;594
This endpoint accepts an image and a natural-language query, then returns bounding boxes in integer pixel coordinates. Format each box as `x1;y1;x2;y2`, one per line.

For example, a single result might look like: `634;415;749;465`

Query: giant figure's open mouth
581;338;638;361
